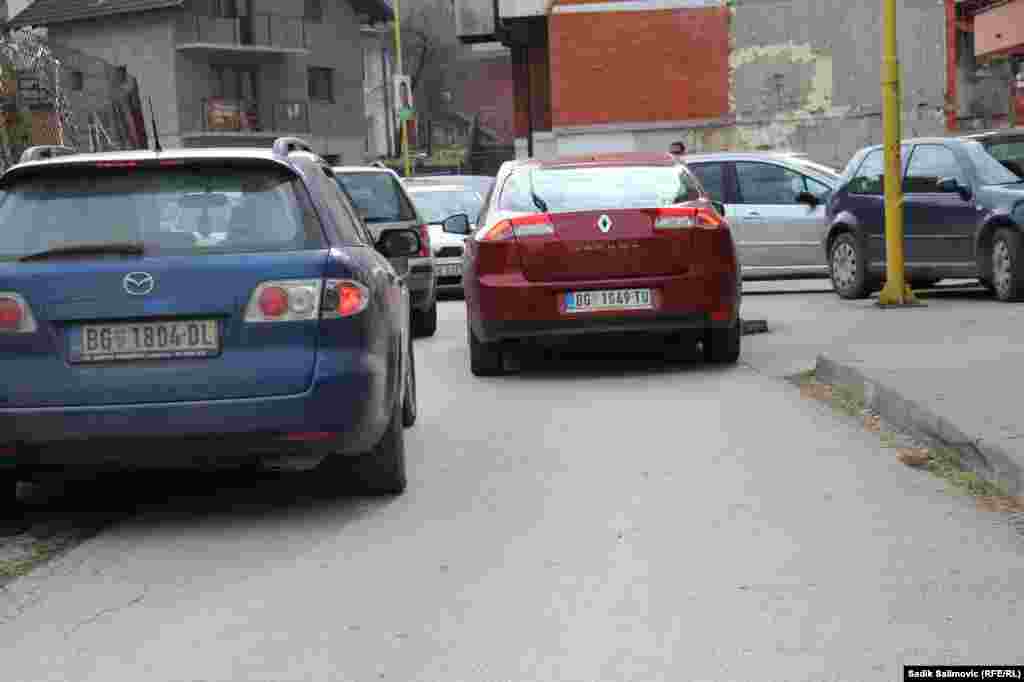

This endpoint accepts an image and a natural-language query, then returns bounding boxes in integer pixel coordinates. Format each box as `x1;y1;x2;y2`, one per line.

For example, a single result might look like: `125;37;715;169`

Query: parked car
462;152;742;376
403;179;490;295
333;166;437;336
0;138;421;506
682;151;841;280
825;135;1024;301
404;174;495;199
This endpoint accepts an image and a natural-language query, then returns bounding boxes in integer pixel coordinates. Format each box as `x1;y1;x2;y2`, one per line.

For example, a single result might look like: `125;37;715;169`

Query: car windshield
335;172;416;223
963;141;1023;185
0;165;323;261
408;187;484;224
508;165;701;213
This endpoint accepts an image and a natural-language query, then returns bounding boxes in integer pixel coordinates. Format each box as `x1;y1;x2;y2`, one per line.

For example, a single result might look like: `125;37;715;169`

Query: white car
403;181;488;295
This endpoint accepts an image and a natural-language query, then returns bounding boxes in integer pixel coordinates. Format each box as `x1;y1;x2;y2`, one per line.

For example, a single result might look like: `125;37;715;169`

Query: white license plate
70;319;220;363
563;288;654;313
437;263;462;278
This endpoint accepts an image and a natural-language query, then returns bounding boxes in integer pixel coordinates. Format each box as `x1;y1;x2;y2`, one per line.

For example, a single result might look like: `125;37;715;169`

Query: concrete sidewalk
802;287;1024;495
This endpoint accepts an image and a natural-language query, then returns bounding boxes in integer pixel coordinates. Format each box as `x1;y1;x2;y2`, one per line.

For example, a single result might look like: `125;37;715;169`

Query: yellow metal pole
392;0;411;178
877;0;919;306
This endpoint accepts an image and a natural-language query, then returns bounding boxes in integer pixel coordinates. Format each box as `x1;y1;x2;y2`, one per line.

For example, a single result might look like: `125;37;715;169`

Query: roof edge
8;1;186;28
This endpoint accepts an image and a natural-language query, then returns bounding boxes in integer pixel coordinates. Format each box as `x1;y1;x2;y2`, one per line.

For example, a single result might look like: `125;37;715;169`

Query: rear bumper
468;270;740;344
0;349;394;469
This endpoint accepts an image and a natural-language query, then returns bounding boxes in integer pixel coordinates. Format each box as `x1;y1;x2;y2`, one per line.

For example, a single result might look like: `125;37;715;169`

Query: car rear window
0;164;324;261
502;165;702;213
335;172;417;223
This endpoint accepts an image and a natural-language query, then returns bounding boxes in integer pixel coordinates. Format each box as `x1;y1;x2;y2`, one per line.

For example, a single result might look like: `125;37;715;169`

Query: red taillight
0;297;22;330
480;219;516;242
480;214;555;241
94;161;139;168
258;286;289;318
418;224;430;257
322;280;369;319
652;206;722;230
159;159;184;167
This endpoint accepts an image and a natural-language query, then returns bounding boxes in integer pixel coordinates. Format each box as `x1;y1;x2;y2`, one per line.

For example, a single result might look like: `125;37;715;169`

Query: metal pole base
877;281;925;307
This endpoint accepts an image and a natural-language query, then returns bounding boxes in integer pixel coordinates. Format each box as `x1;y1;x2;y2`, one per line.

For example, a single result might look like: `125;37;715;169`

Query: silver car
682;152;841;280
333;166;437;337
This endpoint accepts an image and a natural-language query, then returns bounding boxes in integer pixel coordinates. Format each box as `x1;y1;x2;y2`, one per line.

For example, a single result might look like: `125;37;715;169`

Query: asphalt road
2;283;1023;681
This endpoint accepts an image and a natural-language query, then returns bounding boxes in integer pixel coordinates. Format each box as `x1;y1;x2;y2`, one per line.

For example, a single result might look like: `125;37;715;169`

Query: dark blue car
824;135;1024;301
0;138;421;505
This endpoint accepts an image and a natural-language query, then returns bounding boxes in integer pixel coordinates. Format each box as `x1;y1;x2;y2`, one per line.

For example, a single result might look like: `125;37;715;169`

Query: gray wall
727;0;948;168
47;11;180;145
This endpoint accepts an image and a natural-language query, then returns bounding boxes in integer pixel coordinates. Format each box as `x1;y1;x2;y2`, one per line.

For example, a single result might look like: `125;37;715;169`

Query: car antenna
147;96;162;153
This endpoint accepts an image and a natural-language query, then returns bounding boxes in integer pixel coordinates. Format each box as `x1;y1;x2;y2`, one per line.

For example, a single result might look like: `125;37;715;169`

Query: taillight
480;215;555;241
0;293;36;334
321;279;369;319
652;207;723;230
418;225;430;257
245;280;323;323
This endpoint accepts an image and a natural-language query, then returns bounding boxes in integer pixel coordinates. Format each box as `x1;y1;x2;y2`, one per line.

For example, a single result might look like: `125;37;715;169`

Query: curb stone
814;353;1023;496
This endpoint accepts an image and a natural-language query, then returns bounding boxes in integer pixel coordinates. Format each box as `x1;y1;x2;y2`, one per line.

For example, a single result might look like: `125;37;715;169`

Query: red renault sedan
456;152;742;376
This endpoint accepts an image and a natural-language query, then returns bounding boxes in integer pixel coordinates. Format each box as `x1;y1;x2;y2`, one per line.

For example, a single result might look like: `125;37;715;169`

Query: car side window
735;162;805;205
904;145;967;194
847;150;885;195
688;163;727;204
805;175;832;201
497;171;534;212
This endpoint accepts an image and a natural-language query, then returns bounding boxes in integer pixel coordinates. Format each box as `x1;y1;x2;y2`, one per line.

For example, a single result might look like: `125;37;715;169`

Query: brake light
480;214;555;241
418;224;430;257
0;298;22;330
0;293;36;333
321;279;369;318
94;161;139;168
245;280;323;323
653;207;723;230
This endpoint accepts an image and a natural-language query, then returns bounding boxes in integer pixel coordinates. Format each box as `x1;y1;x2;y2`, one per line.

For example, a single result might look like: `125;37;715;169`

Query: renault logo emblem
123;272;155;296
597;215;613;233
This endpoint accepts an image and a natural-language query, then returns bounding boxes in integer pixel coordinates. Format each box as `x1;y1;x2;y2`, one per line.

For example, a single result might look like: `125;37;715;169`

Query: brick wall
548;4;731;127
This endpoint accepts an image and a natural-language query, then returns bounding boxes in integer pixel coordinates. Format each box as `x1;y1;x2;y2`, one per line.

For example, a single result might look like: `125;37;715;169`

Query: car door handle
744;211;764;220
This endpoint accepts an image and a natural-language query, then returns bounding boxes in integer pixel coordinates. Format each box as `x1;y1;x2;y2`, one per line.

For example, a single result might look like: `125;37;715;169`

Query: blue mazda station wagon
0;137;420;507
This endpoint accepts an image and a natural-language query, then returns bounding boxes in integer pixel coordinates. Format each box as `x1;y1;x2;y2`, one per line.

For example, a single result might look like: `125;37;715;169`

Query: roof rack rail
19;145;77;164
272;137;315;157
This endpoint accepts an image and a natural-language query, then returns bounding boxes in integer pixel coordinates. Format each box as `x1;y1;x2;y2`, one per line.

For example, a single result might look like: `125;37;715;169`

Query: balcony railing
178;12;309;52
195;98;310;134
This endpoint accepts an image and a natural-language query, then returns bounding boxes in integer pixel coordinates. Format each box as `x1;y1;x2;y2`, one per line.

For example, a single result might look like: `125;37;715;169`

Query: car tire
413;301;438;338
990;228;1024;302
829;233;872;300
468;320;503;376
402;333;417;428
348;405;407;496
703;320;741;365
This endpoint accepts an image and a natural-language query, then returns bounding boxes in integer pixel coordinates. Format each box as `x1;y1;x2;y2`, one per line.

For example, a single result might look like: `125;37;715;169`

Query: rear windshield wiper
19;241;145;262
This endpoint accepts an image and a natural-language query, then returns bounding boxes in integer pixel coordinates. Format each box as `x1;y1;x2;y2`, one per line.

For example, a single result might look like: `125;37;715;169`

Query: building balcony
176;13;310;56
182;98;311;140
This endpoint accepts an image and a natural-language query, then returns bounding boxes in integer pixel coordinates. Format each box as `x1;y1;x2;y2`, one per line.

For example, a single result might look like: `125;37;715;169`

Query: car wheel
402;333;417;428
468;319;503;376
703;320;741;365
413;300;438;338
991;228;1024;302
829;233;872;299
348;404;407;496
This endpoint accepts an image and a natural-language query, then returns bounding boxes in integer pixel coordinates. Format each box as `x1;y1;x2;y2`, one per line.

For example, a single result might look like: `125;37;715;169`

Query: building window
305;0;323;22
308;67;334;102
69;70;84;91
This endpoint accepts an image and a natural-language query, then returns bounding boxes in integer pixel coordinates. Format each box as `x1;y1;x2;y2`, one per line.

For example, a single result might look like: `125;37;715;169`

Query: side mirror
710;200;726;216
796;191;820;207
443;213;471;235
377;228;422;258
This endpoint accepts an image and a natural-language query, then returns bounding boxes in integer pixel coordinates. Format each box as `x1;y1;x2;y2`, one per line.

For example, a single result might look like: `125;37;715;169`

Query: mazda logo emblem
597;215;613;233
123;272;155;296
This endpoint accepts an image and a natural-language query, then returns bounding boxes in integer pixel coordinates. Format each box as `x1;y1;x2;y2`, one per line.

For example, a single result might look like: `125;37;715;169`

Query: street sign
398;107;414;122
